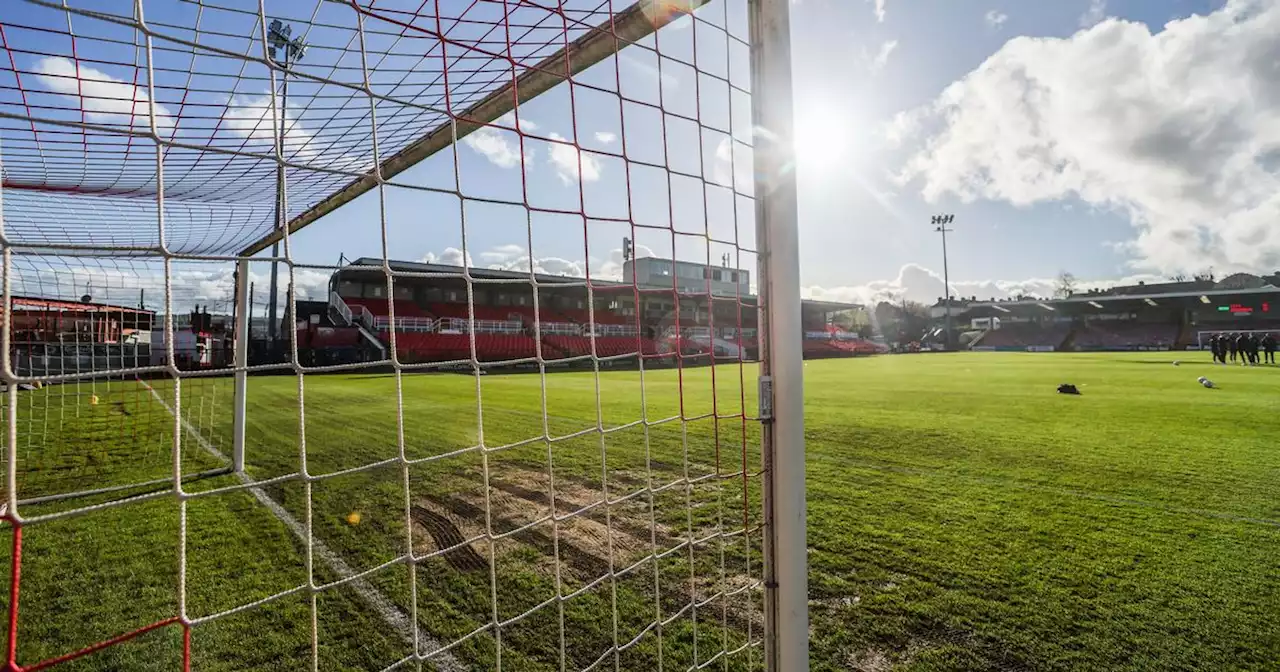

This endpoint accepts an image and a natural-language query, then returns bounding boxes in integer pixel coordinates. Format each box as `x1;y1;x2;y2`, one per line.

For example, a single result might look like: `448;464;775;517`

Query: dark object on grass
1057;383;1080;395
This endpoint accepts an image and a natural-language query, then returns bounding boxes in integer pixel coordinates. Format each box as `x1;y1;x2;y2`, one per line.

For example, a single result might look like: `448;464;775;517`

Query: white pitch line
140;379;463;672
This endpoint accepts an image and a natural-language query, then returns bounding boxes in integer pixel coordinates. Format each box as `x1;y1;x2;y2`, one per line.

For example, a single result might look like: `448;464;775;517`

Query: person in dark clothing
1209;334;1223;363
1228;333;1239;363
1264;333;1277;365
1251;333;1263;364
1246;333;1258;364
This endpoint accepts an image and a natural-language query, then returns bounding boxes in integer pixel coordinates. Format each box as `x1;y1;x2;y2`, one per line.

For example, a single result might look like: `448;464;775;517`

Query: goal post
1195;329;1279;349
232;258;250;474
748;0;809;669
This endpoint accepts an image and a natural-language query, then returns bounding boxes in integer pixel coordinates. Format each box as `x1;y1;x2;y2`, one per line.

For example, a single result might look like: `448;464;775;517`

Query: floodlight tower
932;214;955;349
266;19;307;344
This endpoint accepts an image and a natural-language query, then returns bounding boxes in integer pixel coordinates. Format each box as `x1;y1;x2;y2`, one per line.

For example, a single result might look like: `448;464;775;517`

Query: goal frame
1195;328;1280;349
3;0;810;667
746;0;808;670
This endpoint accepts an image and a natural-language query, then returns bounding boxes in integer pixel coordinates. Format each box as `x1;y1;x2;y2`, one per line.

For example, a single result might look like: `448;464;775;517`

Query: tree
1055;271;1077;299
826;308;877;339
873;299;930;346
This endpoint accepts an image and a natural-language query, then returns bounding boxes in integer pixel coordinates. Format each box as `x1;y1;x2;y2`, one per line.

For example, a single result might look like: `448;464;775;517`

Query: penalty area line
138;378;463;671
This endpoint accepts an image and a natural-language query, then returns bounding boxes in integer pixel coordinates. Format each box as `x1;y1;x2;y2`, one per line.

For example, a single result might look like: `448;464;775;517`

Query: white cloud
1080;0;1107;28
869;40;899;74
33;57;174;132
547;132;602;184
421;247;473;268
595;131;618;144
462;112;534;169
803;263;1164;306
892;0;1280;275
423;243;656;281
222;94;317;161
621;53;681;92
479;244;526;264
872;0;887;22
595;243;655;281
10;258;327;315
711;136;753;188
985;10;1009;28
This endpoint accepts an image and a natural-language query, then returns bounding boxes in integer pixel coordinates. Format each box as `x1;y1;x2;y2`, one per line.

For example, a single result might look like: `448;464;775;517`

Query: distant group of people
1209;332;1276;365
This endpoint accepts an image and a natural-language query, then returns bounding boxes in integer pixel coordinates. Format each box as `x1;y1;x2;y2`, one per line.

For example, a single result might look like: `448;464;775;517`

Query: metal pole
933;215;954;350
267;51;288;344
941;225;951;349
232;259;250;473
748;0;807;669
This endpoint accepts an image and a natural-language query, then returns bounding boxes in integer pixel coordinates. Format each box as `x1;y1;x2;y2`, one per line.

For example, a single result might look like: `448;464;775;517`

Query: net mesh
2;0;768;669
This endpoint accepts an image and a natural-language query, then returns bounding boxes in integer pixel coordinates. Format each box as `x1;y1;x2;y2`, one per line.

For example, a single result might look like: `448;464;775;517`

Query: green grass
3;352;1280;670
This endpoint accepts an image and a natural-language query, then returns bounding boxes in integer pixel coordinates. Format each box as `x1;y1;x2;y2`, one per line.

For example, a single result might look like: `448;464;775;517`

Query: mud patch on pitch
412;466;669;574
410;464;763;632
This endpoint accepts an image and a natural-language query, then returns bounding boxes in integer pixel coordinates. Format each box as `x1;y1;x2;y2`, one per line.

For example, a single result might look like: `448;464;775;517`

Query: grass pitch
3;352;1280;671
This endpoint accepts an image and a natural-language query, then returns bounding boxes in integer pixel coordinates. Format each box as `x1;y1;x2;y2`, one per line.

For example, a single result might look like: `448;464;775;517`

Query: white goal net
0;0;805;670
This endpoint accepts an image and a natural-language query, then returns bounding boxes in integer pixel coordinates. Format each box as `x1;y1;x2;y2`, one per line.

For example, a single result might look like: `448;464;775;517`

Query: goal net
1;0;803;670
1195;329;1280;349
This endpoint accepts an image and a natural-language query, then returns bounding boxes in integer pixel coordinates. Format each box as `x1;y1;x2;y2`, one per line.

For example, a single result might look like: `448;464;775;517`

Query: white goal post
1195;329;1280;349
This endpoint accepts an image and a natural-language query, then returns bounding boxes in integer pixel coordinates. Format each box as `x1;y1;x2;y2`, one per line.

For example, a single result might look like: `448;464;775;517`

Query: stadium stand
428;303;518;322
1073;321;1179;349
342;297;430;318
499;305;573;325
323;258;871;365
544;335;662;358
557;308;634;326
394;332;538;361
978;323;1071;349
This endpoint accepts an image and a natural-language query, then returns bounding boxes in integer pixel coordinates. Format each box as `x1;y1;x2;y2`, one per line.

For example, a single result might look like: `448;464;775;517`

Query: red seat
544;335;660;358
392;332;536;362
429;303;518;321
558;309;633;326
341;297;430;318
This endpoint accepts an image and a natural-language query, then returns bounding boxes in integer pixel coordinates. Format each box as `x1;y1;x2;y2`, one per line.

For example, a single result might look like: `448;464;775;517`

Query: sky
3;0;1278;310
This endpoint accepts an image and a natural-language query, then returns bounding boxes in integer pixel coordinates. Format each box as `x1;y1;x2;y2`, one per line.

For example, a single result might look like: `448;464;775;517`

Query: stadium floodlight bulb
268;19;307;63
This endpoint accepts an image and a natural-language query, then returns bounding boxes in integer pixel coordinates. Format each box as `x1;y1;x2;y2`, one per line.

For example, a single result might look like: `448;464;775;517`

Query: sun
792;103;855;175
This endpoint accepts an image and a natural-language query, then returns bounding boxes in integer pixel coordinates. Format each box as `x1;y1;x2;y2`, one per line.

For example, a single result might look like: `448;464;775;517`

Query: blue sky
292;0;1268;305
5;0;1277;308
